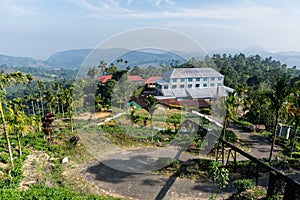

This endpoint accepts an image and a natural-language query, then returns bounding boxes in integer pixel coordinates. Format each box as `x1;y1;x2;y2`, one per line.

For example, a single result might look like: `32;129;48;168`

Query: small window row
167;82;222;89
172;77;222;82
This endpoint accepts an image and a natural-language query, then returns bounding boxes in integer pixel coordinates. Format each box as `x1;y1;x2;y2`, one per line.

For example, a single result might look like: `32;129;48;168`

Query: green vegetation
0;184;120;200
1;53;300;199
208;161;230;200
232;179;254;193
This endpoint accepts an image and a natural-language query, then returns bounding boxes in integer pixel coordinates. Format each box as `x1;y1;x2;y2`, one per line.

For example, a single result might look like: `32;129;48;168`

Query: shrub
0;158;24;189
233;179;254;193
292;152;300;158
233;119;253;128
225;130;238;142
0;184;121;200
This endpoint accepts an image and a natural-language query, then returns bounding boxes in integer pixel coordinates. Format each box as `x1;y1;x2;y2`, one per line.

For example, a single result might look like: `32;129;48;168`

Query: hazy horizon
1;0;300;60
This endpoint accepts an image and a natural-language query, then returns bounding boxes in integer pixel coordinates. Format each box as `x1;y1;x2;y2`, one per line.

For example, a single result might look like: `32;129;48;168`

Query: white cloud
153;0;175;7
71;0;131;14
70;0;276;20
0;0;37;15
127;0;132;5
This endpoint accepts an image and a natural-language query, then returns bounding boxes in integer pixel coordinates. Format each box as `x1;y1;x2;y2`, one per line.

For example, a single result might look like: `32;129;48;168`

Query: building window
180;84;184;88
203;83;208;87
188;78;193;82
195;84;200;88
210;83;215;87
172;78;177;82
163;85;168;89
218;83;222;86
172;85;177;89
218;77;222;81
203;77;207;81
188;84;192;88
181;78;185;82
196;77;200;81
211;77;215;81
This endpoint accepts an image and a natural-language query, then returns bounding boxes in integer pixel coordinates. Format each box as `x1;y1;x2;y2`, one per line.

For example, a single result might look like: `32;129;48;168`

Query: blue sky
1;0;300;59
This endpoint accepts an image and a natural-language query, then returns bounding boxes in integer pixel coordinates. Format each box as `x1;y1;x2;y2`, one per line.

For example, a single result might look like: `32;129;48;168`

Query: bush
233;179;254;193
292;152;300;158
0;184;121;200
233;119;253;128
225;130;238;142
0;158;24;189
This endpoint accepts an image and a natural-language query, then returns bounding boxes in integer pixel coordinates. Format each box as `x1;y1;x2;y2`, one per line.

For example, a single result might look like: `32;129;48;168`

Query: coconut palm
266;75;291;163
37;80;45;115
65;86;74;132
53;82;61;115
286;87;300;158
44;89;55;114
219;91;237;163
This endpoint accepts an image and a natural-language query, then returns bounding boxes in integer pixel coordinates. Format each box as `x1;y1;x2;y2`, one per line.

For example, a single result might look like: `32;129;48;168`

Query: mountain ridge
1;47;300;69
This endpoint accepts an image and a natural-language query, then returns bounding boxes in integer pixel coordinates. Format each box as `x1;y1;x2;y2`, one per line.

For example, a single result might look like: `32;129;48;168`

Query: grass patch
0;184;121;200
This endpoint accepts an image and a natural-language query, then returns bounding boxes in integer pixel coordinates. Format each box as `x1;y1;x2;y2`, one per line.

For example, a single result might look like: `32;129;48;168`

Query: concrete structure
155;68;233;100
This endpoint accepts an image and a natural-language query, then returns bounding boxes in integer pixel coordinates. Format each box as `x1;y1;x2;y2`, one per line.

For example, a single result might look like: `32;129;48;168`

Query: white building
155;68;233;100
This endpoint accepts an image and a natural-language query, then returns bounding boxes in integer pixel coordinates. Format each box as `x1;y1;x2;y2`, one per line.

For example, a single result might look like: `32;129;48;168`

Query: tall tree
53;82;61;115
37;80;45;115
286;85;300;158
87;66;99;80
65;86;74;132
267;75;291;163
6;98;28;157
0;71;32;165
145;95;159;142
98;60;107;75
220;91;237;163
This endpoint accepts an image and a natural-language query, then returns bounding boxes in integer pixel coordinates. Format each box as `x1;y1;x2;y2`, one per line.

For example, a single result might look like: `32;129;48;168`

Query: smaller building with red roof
144;76;163;88
97;75;144;84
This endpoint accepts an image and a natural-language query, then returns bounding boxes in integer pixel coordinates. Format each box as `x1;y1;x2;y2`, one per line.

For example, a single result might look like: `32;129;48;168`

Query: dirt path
227;125;280;160
80;160;234;200
72;121;282;200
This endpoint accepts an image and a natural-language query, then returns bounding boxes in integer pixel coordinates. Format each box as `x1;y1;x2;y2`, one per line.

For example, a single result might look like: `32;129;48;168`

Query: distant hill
46;49;92;69
1;47;300;70
46;48;187;69
0;54;50;68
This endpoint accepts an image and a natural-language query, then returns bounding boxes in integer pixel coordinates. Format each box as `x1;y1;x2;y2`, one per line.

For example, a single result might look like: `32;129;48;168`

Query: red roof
144;76;163;84
97;75;144;83
97;75;112;83
156;98;210;109
128;75;144;82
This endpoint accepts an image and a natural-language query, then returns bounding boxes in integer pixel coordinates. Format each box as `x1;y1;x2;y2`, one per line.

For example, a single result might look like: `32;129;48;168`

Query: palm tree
65;86;74;132
53;82;61;115
0;71;32;165
286;87;300;158
37;80;45;115
34;93;41;115
98;60;107;75
6;98;28;157
267;75;291;163
220;91;237;163
145;95;159;142
44;89;55;114
60;89;67;117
